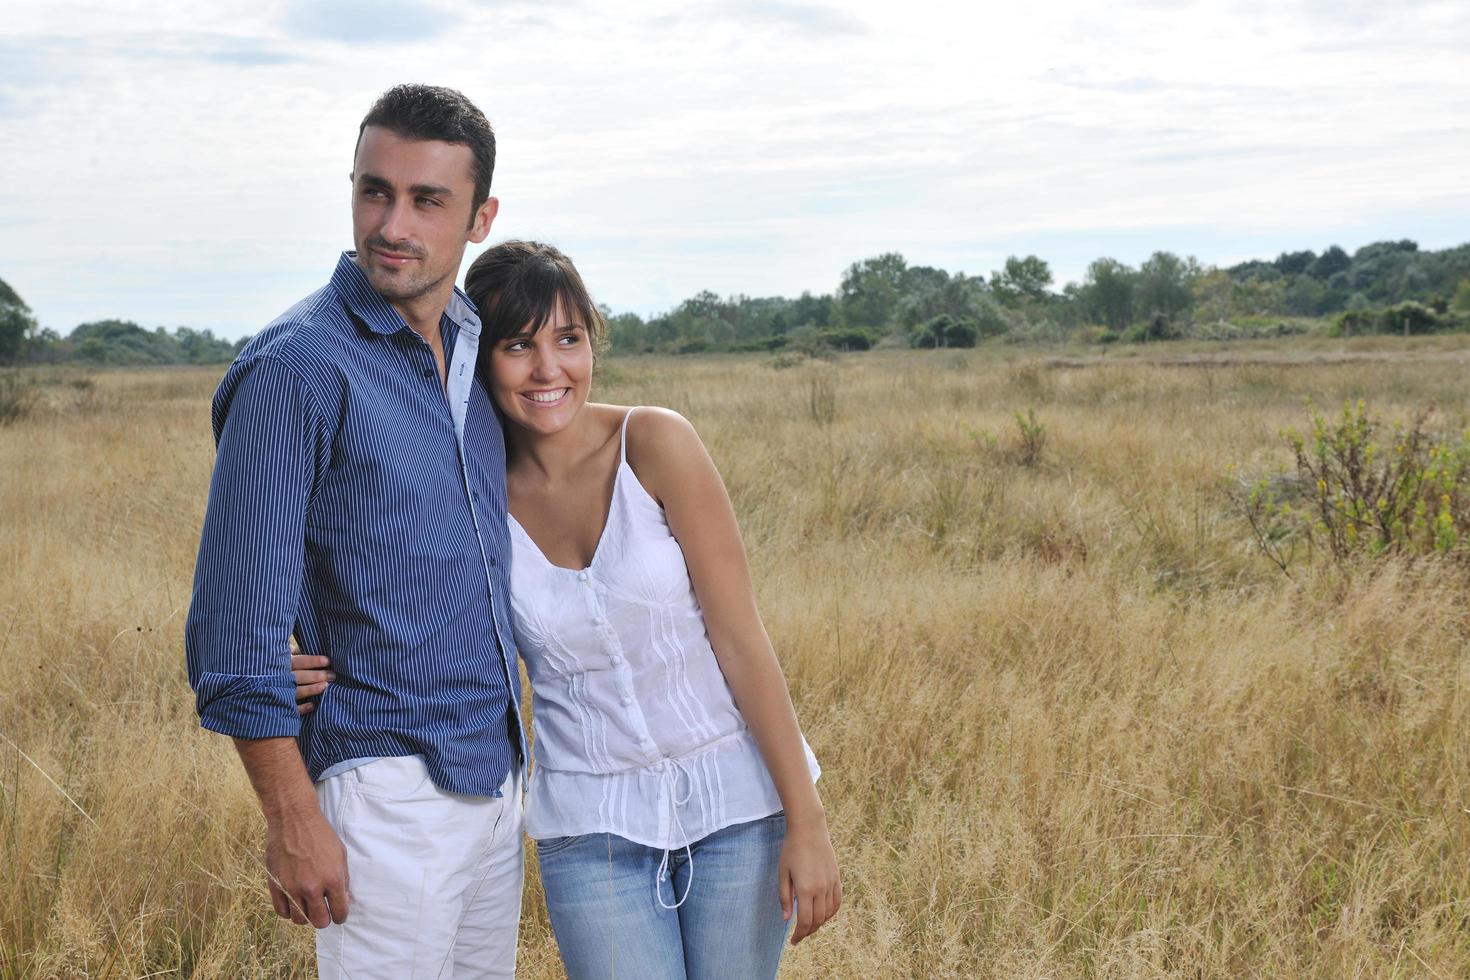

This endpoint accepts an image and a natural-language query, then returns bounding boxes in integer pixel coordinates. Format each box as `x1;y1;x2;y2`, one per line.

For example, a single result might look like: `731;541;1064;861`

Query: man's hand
265;805;351;927
233;737;350;928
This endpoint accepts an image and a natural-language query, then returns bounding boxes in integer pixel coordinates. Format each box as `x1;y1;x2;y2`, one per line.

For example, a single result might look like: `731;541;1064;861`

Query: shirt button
620;695;633;707
422;368;435;378
577;571;589;582
610;655;623;666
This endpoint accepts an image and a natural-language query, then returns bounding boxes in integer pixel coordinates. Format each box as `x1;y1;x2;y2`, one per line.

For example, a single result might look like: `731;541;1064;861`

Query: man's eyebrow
355;173;456;197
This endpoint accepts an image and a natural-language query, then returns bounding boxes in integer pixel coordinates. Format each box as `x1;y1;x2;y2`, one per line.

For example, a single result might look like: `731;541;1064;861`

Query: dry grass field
4;337;1470;978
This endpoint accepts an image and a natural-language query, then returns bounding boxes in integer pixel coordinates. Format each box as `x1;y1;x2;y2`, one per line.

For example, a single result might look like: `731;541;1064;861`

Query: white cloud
0;0;1466;335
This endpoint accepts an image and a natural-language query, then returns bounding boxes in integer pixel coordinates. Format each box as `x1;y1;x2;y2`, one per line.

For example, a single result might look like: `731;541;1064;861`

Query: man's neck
391;287;453;345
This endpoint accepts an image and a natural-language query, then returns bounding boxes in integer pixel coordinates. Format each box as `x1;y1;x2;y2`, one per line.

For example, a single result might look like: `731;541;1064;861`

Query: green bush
1333;301;1445;337
1193;318;1314;341
816;328;874;351
1075;325;1118;345
911;315;979;348
1242;401;1470;571
1012;408;1046;467
673;337;711;355
730;336;788;353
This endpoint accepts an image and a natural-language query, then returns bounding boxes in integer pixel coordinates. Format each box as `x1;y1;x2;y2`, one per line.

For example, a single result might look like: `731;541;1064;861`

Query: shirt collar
331;251;482;339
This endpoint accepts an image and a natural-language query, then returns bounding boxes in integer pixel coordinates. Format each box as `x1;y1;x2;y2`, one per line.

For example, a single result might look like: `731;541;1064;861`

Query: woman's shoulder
613;405;708;504
621;405;701;455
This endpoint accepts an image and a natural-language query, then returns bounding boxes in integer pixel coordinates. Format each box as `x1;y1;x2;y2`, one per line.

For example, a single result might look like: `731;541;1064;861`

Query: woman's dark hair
463;241;608;355
357;84;496;211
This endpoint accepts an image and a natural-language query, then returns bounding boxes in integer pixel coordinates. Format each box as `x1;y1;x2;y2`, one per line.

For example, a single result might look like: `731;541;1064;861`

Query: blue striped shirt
185;251;523;797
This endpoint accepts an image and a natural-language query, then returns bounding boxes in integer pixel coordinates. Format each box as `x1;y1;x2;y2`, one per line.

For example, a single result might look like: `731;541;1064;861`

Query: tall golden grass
3;339;1470;978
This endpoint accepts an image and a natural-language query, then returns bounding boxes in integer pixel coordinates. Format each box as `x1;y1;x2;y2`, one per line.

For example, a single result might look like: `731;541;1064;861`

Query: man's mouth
523;388;570;405
371;248;419;267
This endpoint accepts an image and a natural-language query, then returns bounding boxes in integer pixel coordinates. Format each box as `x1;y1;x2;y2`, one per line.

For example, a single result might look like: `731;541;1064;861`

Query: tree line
0;285;243;367
4;238;1469;366
605;239;1470;354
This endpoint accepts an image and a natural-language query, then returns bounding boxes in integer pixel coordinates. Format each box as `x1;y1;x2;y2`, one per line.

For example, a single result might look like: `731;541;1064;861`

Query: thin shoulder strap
619;406;639;465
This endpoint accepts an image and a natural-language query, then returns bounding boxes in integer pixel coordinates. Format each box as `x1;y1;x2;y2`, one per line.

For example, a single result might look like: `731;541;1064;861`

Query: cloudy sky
3;0;1468;339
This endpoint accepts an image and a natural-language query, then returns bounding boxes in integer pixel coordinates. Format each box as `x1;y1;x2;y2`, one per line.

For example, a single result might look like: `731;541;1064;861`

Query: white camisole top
507;408;820;851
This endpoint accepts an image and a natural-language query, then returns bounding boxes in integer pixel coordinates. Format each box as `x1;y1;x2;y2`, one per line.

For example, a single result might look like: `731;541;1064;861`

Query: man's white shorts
314;755;523;980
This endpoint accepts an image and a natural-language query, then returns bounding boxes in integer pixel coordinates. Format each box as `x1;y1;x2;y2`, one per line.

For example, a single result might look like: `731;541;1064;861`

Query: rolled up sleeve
185;355;325;739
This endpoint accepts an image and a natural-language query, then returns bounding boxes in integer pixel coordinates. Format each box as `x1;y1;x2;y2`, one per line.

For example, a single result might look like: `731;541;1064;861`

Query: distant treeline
3;238;1470;366
605;239;1470;354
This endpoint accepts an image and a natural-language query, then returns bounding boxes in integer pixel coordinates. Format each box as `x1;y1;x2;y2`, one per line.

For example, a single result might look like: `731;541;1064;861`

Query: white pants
314;756;524;980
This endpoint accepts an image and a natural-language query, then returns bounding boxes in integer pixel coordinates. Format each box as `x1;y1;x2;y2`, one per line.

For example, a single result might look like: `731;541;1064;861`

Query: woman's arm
629;407;841;945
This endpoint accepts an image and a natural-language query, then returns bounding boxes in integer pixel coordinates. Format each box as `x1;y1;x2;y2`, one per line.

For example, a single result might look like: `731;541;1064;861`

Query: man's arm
184;355;347;926
235;737;349;927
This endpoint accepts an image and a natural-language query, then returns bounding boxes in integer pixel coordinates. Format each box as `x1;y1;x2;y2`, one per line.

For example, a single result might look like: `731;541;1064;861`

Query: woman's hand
288;637;333;716
779;813;842;945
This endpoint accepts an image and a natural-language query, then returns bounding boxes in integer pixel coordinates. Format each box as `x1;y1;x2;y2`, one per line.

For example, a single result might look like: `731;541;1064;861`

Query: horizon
3;0;1468;341
5;233;1466;342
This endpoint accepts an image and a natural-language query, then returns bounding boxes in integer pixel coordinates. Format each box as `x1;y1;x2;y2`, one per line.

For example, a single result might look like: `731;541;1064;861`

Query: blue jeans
536;813;790;980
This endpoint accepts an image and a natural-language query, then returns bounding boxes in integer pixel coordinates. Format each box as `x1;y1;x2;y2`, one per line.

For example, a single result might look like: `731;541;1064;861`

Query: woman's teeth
526;389;569;403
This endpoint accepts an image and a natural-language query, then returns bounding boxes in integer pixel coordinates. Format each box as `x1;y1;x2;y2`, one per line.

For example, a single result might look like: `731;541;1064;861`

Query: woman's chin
506;397;584;436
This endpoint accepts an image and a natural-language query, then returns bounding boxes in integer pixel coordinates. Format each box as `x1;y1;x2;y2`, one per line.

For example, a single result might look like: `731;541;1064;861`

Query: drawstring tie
655;757;695;909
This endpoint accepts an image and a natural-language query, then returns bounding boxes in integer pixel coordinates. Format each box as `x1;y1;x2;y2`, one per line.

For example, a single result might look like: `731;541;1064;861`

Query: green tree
1136;251;1196;325
837;253;907;330
1452;279;1470;315
1307;245;1350;280
0;275;24;308
990;255;1053;306
1079;258;1138;332
0;303;36;365
1274;250;1317;275
0;276;36;365
605;310;650;352
789;291;833;329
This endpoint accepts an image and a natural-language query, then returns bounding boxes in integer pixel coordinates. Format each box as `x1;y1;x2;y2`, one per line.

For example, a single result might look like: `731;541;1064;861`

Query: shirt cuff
195;672;303;740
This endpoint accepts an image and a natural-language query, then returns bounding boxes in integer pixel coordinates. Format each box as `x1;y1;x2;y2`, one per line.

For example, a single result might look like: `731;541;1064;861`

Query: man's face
350;125;496;309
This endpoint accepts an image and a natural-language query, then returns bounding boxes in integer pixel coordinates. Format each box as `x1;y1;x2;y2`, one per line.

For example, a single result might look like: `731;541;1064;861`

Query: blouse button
577;571;589;582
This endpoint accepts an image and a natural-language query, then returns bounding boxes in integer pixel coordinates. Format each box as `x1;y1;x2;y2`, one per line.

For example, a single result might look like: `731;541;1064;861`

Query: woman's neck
503;403;603;482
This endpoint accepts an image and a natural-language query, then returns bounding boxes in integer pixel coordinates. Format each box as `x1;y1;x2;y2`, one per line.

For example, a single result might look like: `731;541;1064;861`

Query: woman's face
486;298;595;437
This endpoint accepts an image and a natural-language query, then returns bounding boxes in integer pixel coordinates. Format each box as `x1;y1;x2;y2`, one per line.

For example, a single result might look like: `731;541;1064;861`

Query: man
185;84;525;978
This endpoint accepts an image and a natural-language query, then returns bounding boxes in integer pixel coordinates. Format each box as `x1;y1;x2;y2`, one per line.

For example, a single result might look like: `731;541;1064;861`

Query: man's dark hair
357;83;496;211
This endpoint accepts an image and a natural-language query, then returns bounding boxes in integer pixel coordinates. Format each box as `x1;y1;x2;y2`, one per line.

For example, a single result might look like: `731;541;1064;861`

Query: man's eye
418;197;442;207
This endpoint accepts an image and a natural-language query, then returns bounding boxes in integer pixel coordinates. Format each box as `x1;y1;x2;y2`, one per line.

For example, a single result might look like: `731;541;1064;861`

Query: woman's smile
523;387;572;405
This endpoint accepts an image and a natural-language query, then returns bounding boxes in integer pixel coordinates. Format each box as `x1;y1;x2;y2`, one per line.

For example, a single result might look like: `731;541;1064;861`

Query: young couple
185;84;839;979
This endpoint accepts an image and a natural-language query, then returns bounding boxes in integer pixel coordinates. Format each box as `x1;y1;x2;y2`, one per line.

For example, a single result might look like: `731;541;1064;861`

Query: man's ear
468;196;499;244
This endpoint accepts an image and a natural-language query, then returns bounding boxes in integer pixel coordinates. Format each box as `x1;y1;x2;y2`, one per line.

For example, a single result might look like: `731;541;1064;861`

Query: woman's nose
528;348;558;381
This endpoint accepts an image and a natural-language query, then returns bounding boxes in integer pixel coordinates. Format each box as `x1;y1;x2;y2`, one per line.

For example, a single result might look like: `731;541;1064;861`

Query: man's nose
380;199;413;245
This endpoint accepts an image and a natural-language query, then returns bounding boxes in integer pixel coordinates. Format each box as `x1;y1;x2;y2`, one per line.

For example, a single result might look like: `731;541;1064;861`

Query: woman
294;241;839;978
